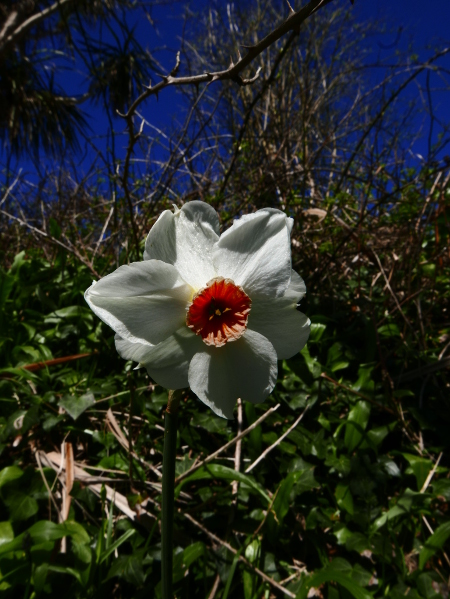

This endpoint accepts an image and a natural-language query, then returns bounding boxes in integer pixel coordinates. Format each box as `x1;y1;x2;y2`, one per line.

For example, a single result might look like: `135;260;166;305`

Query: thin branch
420;452;443;494
0;169;22;208
183;512;297;599
124;0;337;120
245;406;309;473
175;404;280;484
335;47;450;193
0;209;100;277
0;0;77;56
119;0;339;255
320;373;396;415
372;249;417;338
105;408;163;479
232;398;243;497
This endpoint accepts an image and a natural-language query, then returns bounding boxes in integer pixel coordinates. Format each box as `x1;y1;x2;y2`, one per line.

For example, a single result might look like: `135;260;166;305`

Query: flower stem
161;389;182;599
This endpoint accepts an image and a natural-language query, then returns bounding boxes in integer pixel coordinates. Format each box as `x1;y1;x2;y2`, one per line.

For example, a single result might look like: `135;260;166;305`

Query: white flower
85;201;310;419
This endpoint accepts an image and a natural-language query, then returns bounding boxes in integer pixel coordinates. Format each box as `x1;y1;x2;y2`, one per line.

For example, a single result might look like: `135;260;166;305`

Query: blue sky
3;0;450;182
73;0;450;168
353;0;450;161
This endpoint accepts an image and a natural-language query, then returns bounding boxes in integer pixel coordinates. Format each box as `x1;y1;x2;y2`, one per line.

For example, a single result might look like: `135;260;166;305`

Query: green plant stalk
161;389;182;599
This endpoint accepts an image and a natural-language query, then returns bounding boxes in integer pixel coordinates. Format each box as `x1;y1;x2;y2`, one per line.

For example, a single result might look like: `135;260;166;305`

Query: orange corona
186;277;251;347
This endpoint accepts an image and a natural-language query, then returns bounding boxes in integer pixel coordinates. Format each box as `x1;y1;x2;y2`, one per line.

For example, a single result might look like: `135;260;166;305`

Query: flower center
186;277;251;347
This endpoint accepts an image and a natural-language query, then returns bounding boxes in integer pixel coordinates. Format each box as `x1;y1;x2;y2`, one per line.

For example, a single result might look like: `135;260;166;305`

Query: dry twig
175;404;280;484
183;512;297;598
245;405;309;473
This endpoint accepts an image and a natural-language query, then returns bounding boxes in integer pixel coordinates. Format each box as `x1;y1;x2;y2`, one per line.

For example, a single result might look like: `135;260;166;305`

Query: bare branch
0;0;77;56
175;404;280;484
245;405;309;473
124;0;337;120
183;512;297;598
0;208;100;277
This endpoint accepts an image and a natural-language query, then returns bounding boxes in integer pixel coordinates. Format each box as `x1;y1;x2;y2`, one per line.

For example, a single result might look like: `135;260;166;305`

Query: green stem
161;389;182;599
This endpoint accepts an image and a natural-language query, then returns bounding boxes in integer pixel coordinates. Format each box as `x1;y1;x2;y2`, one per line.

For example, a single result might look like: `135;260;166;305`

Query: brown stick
183;512;297;598
175;404;280;485
4;352;97;373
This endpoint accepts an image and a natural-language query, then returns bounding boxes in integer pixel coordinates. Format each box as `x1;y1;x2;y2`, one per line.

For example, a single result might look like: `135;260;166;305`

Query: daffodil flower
85;201;310;418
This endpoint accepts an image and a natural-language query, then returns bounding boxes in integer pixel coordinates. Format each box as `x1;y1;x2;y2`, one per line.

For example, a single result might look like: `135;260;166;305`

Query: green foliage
0;178;449;599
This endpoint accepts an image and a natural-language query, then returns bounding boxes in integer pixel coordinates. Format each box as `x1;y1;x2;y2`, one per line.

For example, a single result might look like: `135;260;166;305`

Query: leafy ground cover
1;179;450;599
0;0;450;595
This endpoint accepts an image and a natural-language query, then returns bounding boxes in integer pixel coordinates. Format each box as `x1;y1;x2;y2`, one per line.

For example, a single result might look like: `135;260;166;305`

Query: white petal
282;269;307;305
188;329;278;419
115;334;156;363
85;260;193;346
115;327;203;389
248;269;310;359
249;307;310;360
143;201;219;290
213;208;293;300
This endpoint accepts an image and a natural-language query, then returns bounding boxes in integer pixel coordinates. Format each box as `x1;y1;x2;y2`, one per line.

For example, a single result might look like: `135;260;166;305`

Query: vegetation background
0;0;449;597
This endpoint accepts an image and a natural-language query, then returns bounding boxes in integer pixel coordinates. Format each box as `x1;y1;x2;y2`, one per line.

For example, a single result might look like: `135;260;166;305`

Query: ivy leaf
344;401;370;452
402;453;433;491
58;393;95;420
419;521;450;570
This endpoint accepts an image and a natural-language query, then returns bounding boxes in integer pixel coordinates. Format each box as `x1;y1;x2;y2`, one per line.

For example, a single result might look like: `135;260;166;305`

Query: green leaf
373;489;418;530
62;520;90;545
49;305;89;319
190;411;228;433
105;553;145;586
334;525;353;545
49;217;62;239
419;521;450;570
29;520;69;543
9;251;26;274
432;479;450;501
175;454;196;476
0;521;14;546
58;392;95;420
178;464;270;503
292;468;320;496
99;529;136;564
309;323;326;343
377;324;401;338
222;548;243;599
379;457;401;477
0;273;14;309
417;572;442;598
0;466;23;489
173;542;205;583
72;540;92;564
421;263;436;278
181;541;205;568
34;563;49;593
300;345;322;378
47;564;83;585
4;491;38;521
296;562;374;599
327;342;349;372
352;365;375;393
245;539;261;563
0;520;90;556
402;453;433;491
335;483;354;515
272;474;297;526
345;532;371;554
360;422;396;449
344;401;370;452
